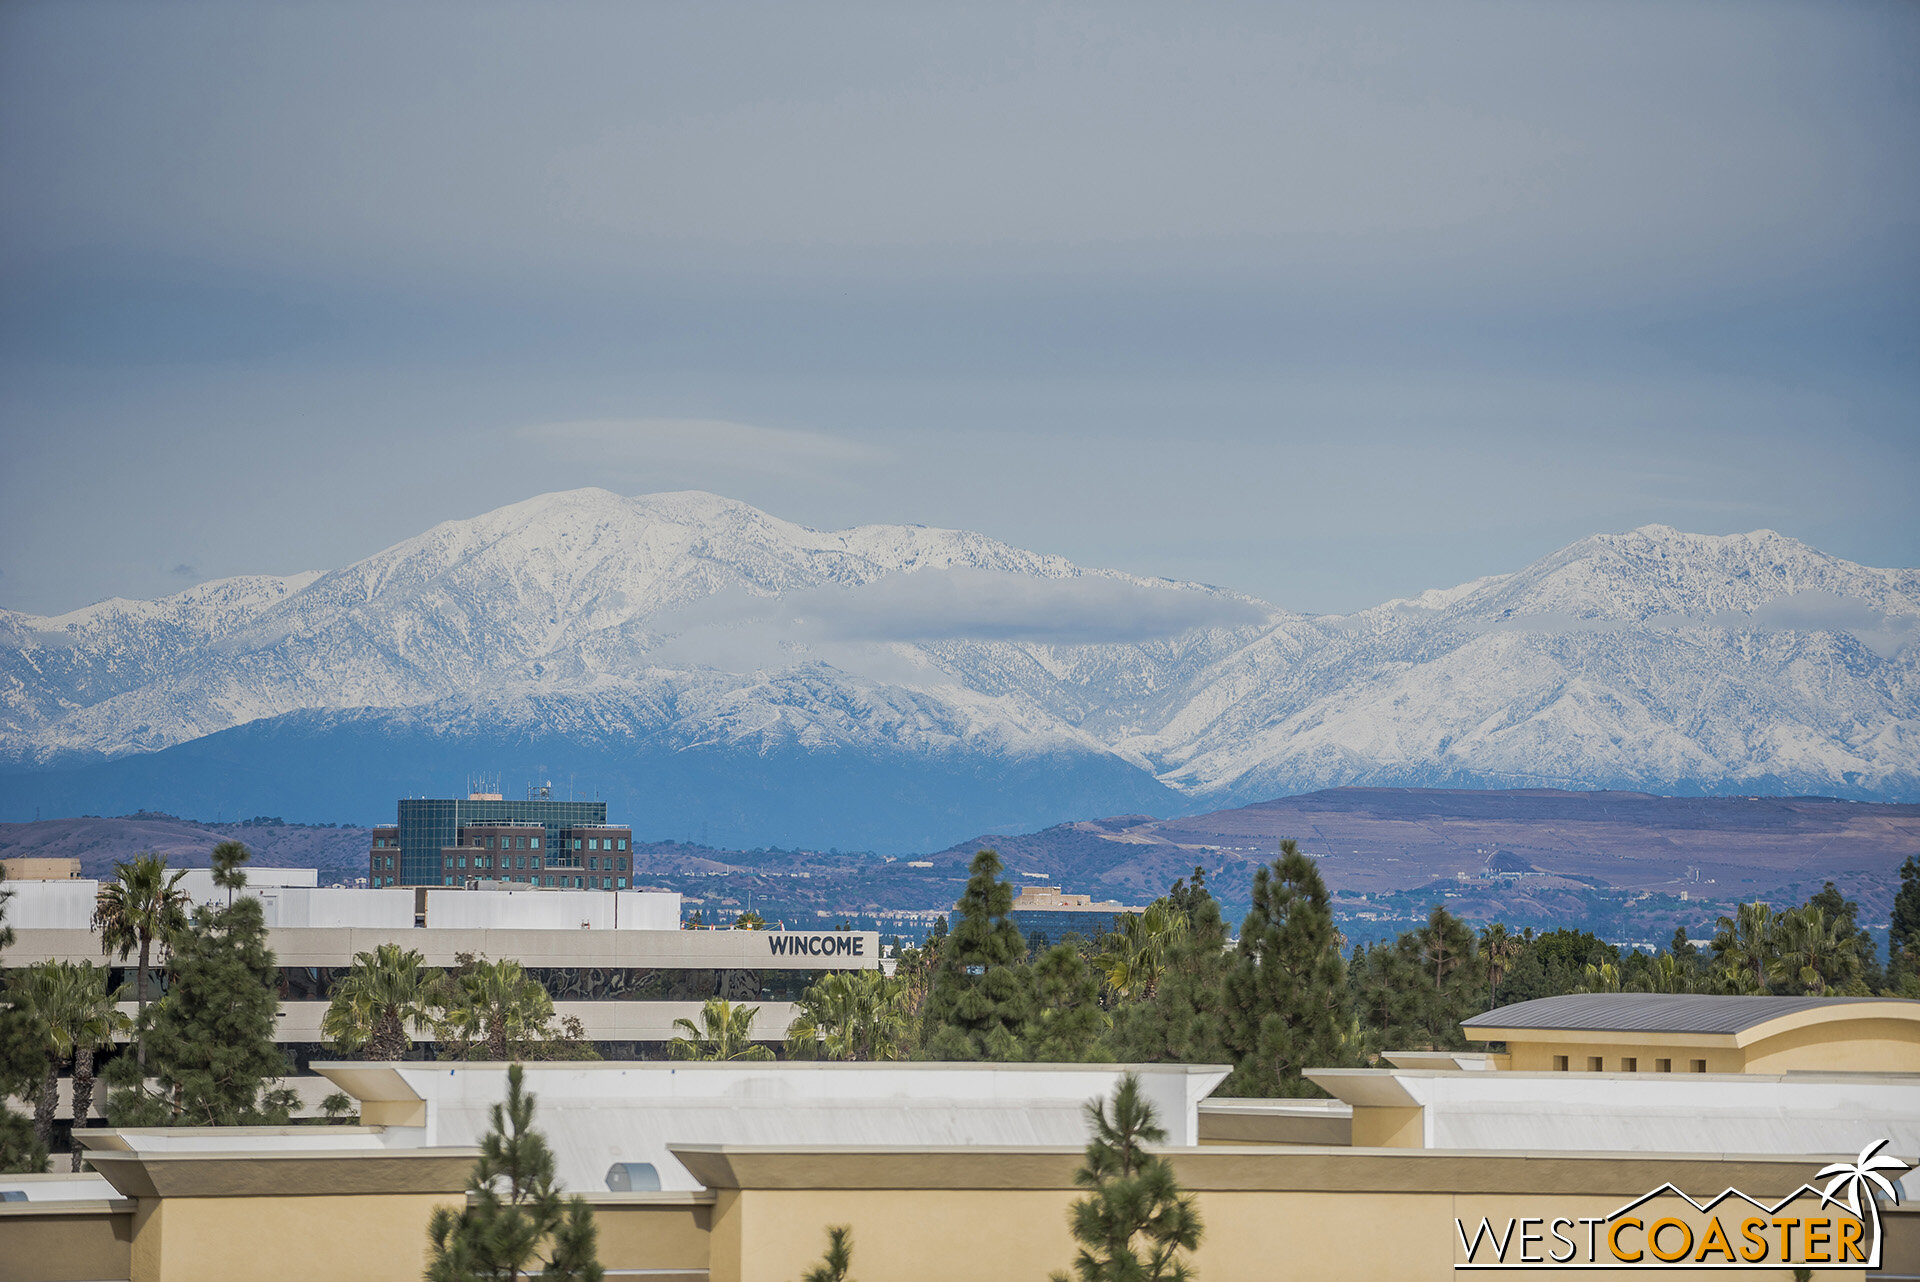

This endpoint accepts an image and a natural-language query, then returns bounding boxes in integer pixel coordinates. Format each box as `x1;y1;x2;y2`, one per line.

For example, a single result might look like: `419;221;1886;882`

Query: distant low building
0;856;81;881
368;789;632;890
1007;884;1144;951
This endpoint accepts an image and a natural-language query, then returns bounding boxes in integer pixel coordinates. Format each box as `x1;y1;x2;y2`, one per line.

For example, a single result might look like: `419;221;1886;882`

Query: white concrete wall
179;865;318;908
424;888;679;931
1;879;99;929
356;1062;1230;1193
255;887;415;929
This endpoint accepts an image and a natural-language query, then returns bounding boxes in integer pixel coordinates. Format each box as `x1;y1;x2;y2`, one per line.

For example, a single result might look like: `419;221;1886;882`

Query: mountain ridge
2;490;1914;850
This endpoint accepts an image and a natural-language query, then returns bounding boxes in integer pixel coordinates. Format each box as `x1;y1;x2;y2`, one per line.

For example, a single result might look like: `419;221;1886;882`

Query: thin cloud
661;569;1271;649
516;418;882;477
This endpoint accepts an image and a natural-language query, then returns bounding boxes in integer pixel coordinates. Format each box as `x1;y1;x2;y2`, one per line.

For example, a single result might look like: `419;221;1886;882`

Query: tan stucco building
3;994;1914;1281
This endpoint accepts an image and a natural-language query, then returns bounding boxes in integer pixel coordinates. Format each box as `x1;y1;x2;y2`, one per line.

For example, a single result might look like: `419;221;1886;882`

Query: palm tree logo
1817;1139;1908;1266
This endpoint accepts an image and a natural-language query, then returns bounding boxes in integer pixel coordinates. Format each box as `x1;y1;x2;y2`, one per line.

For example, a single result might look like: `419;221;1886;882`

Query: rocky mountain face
2;490;1914;851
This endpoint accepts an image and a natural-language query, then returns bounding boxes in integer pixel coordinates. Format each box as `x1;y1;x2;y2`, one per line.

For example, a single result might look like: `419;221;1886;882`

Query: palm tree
430;958;556;1061
785;971;911;1061
1710;901;1777;994
1770;905;1866;995
1099;903;1189;1003
8;962;128;1165
670;997;774;1061
1479;923;1520;1007
1577;962;1623;993
1817;1139;1908;1265
92;853;190;1072
1639;953;1696;994
321;944;433;1060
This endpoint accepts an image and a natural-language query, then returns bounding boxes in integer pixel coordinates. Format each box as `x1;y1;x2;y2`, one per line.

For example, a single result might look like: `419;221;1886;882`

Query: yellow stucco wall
1742;1017;1920;1073
0;1206;132;1282
129;1191;460;1282
1484;1009;1920;1075
705;1185;1853;1282
1504;1038;1738;1073
1351;1105;1424;1148
587;1197;712;1272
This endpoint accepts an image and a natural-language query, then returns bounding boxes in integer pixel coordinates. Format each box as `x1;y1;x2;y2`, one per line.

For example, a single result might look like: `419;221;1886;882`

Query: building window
531;837;540;849
617;858;627;871
542;876;553;887
1552;1055;1568;1071
1621;1057;1637;1073
573;839;581;850
618;839;627;851
587;857;598;870
532;856;542;869
1586;1057;1603;1072
618;878;627;889
1655;1058;1671;1073
1690;1059;1707;1073
458;857;467;869
444;877;453;886
588;838;598;851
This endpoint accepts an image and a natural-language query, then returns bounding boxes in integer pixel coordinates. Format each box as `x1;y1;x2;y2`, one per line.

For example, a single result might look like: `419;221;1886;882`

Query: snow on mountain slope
1;493;1915;832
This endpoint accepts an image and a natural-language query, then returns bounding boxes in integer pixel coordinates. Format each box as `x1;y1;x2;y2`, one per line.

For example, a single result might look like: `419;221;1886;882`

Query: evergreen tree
1105;884;1232;1067
0;870;51;1173
1350;907;1482;1050
1891;857;1920;982
923;851;1030;1061
798;1226;854;1282
426;1063;603;1282
1024;943;1107;1062
1050;1073;1203;1282
106;840;294;1126
1222;840;1349;1096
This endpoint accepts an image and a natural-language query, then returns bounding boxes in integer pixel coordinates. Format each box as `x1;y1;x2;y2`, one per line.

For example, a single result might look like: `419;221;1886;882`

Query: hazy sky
2;0;1915;617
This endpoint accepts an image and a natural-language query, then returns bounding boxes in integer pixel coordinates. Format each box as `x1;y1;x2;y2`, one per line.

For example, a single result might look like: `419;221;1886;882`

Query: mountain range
2;489;1915;851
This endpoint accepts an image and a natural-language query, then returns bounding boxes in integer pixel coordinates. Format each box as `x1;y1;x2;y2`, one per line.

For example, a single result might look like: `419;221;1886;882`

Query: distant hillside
0;813;371;882
938;788;1920;940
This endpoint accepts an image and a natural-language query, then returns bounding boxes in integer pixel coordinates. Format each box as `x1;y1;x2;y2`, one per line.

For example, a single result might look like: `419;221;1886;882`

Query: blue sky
1;0;1915;616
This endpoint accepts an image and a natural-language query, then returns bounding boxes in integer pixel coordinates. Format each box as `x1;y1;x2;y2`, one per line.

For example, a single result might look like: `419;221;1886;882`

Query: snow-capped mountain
2;491;1914;851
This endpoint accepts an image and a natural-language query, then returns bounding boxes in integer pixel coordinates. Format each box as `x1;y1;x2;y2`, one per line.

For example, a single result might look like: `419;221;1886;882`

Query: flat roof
1462;993;1912;1035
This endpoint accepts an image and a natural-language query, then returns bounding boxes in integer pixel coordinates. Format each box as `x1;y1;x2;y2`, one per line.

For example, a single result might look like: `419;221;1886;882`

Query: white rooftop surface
318;1061;1230;1193
3;875;679;931
1307;1067;1920;1159
424;888;680;932
0;1174;120;1203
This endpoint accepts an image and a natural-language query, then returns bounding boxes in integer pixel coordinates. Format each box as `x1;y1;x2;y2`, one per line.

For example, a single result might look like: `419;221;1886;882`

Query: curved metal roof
1461;993;1915;1035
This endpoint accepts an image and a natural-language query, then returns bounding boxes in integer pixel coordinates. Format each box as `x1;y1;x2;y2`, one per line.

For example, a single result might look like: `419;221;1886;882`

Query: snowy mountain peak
1;495;1915;841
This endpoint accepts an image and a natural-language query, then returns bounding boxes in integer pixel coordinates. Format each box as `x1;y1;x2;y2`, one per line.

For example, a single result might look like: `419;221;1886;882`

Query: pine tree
1024;943;1107;1062
923;851;1030;1061
107;840;294;1126
1051;1073;1203;1282
798;1225;854;1282
1222;840;1350;1096
1893;856;1920;990
0;871;50;1173
426;1063;603;1282
1105;882;1232;1067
